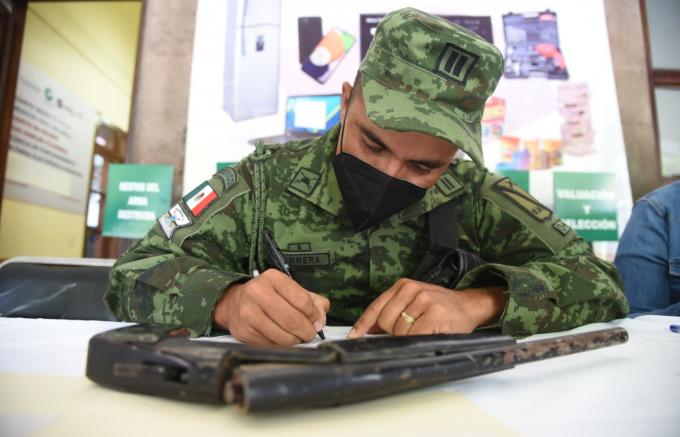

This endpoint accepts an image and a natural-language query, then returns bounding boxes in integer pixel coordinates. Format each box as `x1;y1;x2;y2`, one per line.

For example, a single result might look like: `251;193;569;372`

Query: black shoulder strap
412;200;459;280
428;200;458;252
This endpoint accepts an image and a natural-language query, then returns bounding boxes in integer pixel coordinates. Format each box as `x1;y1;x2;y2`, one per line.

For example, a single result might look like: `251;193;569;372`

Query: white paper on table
196;326;353;347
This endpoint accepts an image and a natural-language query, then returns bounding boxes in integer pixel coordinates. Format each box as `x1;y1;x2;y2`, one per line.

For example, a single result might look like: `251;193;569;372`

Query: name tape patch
281;250;331;268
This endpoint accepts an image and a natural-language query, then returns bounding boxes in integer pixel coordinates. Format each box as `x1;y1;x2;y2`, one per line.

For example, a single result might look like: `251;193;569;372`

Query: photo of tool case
502;10;569;80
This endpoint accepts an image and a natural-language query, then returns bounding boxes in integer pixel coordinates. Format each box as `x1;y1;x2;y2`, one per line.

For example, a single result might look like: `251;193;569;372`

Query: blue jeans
615;181;680;316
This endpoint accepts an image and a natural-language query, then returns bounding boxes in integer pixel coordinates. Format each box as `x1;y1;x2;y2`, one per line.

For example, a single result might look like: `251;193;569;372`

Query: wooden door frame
640;0;680;185
0;0;27;218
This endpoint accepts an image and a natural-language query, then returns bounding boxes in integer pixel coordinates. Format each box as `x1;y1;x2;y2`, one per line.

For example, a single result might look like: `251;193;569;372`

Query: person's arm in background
615;194;680;316
454;171;629;337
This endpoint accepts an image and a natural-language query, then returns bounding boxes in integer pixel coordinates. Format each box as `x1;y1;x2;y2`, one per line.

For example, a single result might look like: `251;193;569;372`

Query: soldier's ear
340;81;353;123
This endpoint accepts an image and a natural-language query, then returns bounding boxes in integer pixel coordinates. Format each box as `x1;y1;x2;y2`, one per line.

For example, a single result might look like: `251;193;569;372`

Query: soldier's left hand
348;278;507;338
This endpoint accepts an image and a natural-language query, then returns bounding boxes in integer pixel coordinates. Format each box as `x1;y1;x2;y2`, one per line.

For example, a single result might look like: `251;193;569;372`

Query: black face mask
332;152;426;232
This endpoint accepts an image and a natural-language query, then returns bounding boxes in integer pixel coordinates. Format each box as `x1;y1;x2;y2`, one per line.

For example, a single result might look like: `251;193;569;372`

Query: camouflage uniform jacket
105;125;628;337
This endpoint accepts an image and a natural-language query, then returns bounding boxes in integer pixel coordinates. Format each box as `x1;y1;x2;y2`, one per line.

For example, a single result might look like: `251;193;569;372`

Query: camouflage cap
359;7;504;166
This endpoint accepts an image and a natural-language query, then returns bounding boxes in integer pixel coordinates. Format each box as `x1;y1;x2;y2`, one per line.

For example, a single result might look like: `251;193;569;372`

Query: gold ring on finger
401;311;416;324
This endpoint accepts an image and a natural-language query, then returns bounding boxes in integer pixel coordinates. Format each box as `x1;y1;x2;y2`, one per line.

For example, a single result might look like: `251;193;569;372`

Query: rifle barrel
505;326;628;366
229;328;628;412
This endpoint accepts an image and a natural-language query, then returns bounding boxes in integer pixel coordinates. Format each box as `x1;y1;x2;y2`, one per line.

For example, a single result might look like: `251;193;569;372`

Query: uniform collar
286;124;468;222
287;125;344;217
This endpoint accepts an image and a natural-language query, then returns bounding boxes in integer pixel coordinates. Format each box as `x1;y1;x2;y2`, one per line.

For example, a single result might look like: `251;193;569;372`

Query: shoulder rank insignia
492;177;553;222
158;203;192;239
553;220;572;236
183;181;218;217
215;166;238;192
435;172;463;197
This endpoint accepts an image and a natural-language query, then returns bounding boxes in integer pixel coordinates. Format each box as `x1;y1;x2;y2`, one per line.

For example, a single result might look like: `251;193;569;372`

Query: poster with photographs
186;0;632;253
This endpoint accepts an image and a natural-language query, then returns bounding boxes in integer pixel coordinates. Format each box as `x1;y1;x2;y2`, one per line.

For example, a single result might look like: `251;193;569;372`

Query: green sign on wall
554;172;618;241
102;164;174;239
216;162;238;171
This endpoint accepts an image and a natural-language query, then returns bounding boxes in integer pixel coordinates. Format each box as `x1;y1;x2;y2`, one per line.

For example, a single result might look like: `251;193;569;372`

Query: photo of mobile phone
360;14;384;60
298;16;323;64
301;27;355;84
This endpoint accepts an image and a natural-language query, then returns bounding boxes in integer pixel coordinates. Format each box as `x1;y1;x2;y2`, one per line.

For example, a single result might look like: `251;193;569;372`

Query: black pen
263;230;326;340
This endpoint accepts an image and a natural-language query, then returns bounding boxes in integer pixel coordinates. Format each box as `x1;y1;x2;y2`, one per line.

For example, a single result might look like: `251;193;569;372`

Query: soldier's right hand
212;269;330;346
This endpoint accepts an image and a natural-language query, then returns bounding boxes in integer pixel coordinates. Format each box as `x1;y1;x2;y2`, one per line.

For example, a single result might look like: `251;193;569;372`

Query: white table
1;316;678;437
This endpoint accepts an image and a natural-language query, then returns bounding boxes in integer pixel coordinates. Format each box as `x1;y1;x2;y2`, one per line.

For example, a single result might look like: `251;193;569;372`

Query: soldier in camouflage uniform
105;8;628;345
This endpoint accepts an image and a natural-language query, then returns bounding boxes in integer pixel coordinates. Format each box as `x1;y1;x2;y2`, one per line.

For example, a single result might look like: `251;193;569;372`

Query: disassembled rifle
86;324;628;413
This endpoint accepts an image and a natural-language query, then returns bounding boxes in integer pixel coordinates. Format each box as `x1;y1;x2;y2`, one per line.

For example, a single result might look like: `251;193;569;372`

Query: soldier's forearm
107;255;252;336
467;257;626;336
458;286;508;328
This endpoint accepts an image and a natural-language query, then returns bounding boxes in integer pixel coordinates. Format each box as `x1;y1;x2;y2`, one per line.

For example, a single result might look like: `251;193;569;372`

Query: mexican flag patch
183;181;218;217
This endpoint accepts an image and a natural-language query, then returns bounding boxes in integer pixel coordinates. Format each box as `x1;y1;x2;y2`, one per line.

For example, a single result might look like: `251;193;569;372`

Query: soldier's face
337;82;458;189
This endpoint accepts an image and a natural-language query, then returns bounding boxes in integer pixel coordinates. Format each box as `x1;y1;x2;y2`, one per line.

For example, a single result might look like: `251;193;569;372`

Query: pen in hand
263;230;326;340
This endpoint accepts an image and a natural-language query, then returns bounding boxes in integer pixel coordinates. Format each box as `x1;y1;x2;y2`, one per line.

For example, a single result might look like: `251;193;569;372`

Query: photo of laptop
249;94;342;145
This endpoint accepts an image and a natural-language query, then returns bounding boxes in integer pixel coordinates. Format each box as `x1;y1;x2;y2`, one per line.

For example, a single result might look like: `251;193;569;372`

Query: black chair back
0;258;118;321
